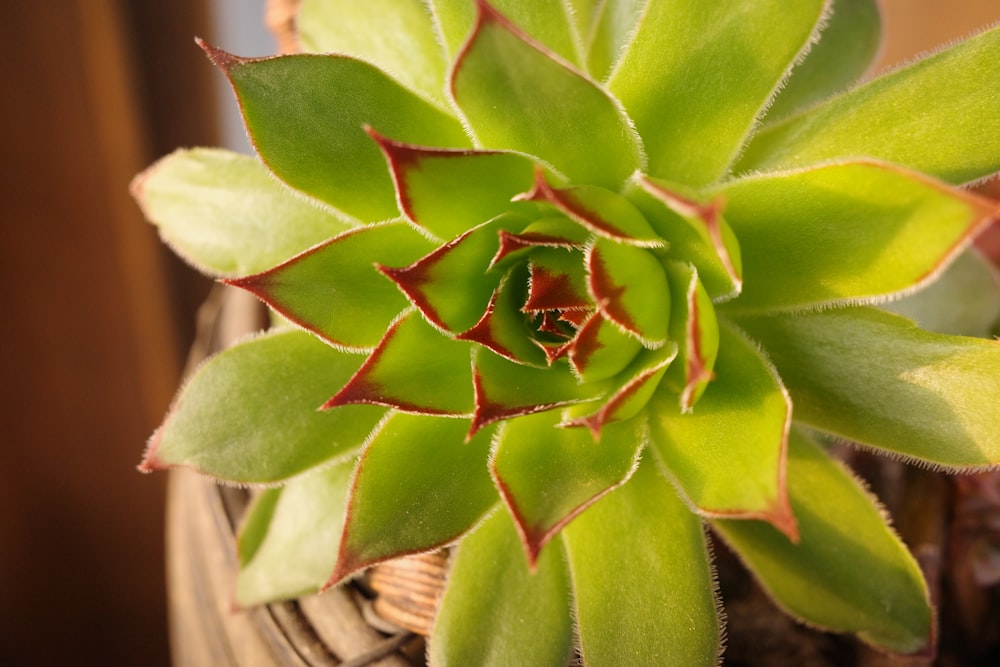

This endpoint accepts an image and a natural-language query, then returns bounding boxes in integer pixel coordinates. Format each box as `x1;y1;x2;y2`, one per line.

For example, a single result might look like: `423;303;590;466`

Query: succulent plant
133;0;1000;663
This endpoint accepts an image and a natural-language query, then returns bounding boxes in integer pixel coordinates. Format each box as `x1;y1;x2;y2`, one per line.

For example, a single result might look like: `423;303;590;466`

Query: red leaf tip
196;38;249;72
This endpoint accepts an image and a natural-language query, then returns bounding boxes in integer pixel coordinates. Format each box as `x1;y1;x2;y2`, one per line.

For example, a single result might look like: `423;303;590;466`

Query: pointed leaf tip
196;38;247;71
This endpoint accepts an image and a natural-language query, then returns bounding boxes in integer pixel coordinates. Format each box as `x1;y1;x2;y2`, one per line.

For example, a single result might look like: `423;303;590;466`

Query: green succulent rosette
134;0;1000;663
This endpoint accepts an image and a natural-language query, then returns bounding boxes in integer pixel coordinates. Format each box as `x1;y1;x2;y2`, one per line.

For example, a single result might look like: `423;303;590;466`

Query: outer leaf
206;45;470;223
648;320;795;537
236;459;354;606
609;0;826;186
324;312;474;416
764;0;881;122
491;410;644;564
429;508;574;667
450;1;642;188
295;0;449;107
738;26;1000;184
885;249;1000;338
570;0;647;82
132;148;350;276
562;457;722;667
736;306;1000;466
371;131;538;240
141;330;382;483
712;429;932;654
227;221;435;349
329;414;497;583
430;0;582;67
714;160;999;313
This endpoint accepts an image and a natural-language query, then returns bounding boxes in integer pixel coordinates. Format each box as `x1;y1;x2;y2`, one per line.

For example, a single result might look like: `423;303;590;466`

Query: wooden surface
0;1;214;665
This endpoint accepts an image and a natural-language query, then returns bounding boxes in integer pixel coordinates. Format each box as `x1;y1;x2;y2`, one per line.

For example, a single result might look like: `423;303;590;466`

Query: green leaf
371;132;539;240
450;2;642;188
609;0;826;186
330;414;497;582
565;312;643;382
207;45;470;222
227;221;435;349
764;0;882;122
884;249;1000;338
737;26;1000;185
735;306;1000;467
562;457;722;667
519;172;665;247
563;342;677;437
569;0;647;82
132;148;350;276
587;237;671;346
429;508;574;667
661;261;720;410
430;0;582;68
141;330;382;483
714;160;998;313
379;216;521;334
325;311;474;416
712;429;932;654
236;459;355;606
491;410;644;563
470;346;609;435
295;0;449;107
649;319;795;536
457;265;549;367
627;177;743;301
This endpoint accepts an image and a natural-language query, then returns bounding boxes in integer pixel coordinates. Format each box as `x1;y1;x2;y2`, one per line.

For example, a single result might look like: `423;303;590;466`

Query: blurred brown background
0;1;996;666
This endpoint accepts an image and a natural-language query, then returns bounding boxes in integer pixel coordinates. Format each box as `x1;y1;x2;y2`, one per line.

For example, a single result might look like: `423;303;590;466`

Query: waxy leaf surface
133;148;350;276
296;0;449;106
649;321;794;535
563;458;721;667
713;429;932;654
429;508;574;667
450;1;641;187
326;312;474;416
331;414;497;582
491;410;644;563
738;26;1000;185
715;160;997;313
236;459;355;606
228;221;435;349
610;0;826;186
143;330;382;483
213;48;469;222
737;307;1000;466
